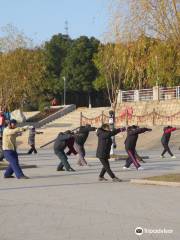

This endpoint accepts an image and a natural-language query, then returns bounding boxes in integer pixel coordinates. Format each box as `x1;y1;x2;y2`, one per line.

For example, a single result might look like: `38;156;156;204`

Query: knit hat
9;119;17;124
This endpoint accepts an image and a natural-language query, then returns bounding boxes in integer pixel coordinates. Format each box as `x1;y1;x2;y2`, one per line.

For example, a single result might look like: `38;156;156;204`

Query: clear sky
0;0;110;44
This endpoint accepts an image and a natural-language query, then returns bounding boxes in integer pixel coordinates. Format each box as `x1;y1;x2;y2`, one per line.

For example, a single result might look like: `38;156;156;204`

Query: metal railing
122;90;135;102
120;86;180;103
139;88;153;101
36;104;76;128
159;87;177;100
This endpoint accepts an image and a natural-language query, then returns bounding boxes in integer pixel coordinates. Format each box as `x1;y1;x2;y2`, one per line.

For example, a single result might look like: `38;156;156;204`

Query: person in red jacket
0;111;5;132
51;97;59;106
161;126;178;158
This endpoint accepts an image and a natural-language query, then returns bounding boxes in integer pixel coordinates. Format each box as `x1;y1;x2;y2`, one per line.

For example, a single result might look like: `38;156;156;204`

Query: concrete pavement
0;149;180;240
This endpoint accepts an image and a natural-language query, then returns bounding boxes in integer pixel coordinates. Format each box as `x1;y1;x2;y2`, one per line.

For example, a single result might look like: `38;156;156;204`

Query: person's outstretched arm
101;127;126;139
129;128;152;136
80;126;97;133
164;127;177;134
5;126;29;136
36;131;44;134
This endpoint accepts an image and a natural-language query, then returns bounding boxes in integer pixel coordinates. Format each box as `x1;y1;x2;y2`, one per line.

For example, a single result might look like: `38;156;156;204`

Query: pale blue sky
0;0;110;44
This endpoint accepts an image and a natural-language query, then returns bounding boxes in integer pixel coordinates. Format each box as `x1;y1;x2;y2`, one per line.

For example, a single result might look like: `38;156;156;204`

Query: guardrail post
134;90;139;102
153;86;159;101
126;108;128;126
176;86;180;100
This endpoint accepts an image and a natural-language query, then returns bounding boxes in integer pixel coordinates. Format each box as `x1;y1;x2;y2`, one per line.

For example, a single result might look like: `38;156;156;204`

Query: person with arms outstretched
27;126;43;154
3;119;29;179
123;125;152;170
96;124;126;182
54;130;75;172
74;124;96;166
161;126;178;158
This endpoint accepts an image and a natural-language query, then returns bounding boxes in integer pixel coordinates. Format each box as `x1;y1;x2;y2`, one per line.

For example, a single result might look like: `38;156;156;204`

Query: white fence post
117;89;122;103
176;86;180;100
134;90;139;102
153;86;159;101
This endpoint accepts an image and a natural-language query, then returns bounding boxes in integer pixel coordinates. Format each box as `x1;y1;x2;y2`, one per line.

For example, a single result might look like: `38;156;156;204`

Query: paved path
0;149;180;240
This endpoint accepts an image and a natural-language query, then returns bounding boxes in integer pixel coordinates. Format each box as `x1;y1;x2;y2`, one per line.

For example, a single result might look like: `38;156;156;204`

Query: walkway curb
130;179;180;187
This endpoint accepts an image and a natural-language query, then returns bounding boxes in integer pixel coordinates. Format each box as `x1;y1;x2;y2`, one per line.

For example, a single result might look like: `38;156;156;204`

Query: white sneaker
123;166;131;170
161;155;165;158
171;156;176;159
137;167;144;170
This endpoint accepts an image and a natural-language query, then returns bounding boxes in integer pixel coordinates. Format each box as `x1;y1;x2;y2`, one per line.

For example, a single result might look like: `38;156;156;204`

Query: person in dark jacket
161;126;177;158
74;124;96;166
96;123;126;182
27;126;43;154
123;125;152;170
66;137;77;156
54;130;75;171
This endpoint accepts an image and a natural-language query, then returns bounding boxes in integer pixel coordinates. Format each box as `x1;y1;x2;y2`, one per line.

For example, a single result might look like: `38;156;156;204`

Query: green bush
38;100;50;112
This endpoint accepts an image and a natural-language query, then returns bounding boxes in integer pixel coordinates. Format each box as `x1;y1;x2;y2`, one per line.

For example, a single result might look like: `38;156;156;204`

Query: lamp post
63;76;66;106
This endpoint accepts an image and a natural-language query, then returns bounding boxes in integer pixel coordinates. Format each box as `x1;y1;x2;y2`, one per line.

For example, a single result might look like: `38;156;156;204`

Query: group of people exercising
1;118;179;181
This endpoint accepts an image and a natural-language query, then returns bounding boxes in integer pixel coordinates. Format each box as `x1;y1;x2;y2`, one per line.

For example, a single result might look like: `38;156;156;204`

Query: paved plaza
0;149;180;240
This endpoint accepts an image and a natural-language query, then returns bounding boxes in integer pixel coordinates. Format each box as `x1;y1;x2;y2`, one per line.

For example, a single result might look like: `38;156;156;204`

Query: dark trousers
55;150;71;171
0;150;4;161
99;158;115;179
125;149;141;169
28;144;37;154
135;150;145;162
161;143;173;156
4;150;24;178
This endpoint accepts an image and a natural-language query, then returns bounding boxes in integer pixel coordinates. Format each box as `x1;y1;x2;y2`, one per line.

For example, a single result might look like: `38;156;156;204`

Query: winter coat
54;133;73;153
3;127;28;151
161;127;176;144
125;128;151;151
28;129;36;145
75;126;96;146
28;129;42;145
96;128;125;159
